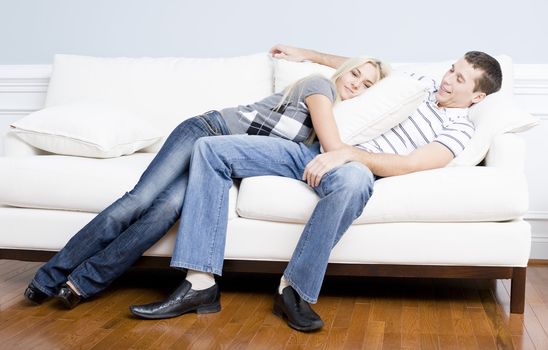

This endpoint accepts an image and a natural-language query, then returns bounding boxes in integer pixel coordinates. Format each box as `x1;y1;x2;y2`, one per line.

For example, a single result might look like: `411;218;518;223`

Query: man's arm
269;44;348;69
303;142;454;187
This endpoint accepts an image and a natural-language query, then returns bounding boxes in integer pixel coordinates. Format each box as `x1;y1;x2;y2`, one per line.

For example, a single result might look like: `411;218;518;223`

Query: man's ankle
185;270;215;290
278;275;290;294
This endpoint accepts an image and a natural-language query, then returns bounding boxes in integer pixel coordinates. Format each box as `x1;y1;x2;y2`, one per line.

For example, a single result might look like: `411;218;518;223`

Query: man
130;45;502;332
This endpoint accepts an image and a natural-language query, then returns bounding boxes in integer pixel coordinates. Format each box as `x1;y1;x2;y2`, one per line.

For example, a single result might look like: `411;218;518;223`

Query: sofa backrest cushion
44;54;274;138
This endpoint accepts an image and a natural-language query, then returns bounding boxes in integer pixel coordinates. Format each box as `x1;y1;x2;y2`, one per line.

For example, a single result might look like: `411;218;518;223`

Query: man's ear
471;91;486;104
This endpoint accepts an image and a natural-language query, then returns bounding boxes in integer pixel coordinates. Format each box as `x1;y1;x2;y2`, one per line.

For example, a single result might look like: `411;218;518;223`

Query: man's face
436;57;486;108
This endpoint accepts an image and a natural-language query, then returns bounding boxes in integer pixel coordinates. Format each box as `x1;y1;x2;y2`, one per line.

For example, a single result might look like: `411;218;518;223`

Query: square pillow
10;104;162;158
449;93;539;166
332;74;428;145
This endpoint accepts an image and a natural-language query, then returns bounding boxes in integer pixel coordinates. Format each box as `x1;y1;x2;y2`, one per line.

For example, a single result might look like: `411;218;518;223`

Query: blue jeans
171;135;375;303
31;111;231;298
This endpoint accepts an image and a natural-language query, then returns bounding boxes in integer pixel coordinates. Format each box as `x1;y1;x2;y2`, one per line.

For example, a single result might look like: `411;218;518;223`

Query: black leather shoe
273;286;324;332
24;283;49;305
55;284;82;309
129;280;220;319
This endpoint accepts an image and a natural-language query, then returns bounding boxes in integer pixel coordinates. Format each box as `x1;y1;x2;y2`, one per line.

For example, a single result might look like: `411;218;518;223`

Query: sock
185;270;215;290
278;275;290;294
66;280;82;296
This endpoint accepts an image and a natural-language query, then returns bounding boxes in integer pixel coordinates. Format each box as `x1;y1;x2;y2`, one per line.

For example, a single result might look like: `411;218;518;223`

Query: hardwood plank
363;320;384;350
512;334;537;350
401;306;420;348
478;288;514;349
437;334;460;349
342;303;370;349
304;296;341;350
331;296;356;328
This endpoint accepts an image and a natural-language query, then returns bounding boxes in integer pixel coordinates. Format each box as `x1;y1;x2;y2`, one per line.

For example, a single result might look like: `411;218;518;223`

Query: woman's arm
305;94;345;153
270;44;348;69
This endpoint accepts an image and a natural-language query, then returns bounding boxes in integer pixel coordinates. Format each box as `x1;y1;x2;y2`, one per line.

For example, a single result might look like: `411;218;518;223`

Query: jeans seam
206;180;228;272
170;261;222;276
285;207;318;283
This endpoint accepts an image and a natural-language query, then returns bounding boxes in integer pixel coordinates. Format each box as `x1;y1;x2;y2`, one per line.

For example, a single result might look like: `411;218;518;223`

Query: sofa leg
510;267;526;314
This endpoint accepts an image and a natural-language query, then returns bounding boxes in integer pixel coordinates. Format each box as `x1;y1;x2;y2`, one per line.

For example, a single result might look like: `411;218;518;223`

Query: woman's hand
303;147;353;187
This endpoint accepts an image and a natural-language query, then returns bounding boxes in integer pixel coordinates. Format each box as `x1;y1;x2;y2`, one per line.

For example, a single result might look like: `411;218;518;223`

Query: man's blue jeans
31;111;231;298
171;135;375;303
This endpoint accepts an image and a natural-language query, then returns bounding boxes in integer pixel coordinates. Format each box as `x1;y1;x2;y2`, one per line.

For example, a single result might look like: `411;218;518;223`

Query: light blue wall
0;0;546;64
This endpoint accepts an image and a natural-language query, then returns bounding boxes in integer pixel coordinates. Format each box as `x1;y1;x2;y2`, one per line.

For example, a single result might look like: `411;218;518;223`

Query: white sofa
0;53;533;314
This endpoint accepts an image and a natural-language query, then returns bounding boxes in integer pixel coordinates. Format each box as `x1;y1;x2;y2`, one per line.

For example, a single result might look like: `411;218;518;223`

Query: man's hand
269;44;347;69
269;44;309;62
303;147;353;187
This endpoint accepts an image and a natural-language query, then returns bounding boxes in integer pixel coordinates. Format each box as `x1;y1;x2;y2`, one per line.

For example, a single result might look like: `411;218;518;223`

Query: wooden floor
1;260;548;350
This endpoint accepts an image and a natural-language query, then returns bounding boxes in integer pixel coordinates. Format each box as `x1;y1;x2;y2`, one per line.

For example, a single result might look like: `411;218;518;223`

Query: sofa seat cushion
0;155;238;218
236;166;528;224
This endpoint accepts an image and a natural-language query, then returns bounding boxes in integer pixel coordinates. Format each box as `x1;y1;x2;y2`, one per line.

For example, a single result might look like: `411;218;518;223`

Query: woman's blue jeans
171;135;375;303
31;111;231;298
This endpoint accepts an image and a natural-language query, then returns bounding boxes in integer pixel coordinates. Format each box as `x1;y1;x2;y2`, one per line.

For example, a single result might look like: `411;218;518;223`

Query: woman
24;56;390;309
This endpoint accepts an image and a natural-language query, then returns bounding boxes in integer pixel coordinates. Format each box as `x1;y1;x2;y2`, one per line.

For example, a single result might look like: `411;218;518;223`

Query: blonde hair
275;57;391;143
277;56;391;110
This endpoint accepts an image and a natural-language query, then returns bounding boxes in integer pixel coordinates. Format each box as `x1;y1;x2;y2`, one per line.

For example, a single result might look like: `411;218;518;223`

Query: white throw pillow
10;104;162;158
332;74;428;145
449;93;539;166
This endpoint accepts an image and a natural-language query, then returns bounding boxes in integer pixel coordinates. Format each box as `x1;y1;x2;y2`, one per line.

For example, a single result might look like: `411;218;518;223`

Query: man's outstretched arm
270;44;348;69
303;142;454;187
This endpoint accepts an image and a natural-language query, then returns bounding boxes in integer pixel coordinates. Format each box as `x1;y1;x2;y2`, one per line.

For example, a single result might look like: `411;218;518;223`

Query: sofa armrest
4;132;48;157
484;133;525;171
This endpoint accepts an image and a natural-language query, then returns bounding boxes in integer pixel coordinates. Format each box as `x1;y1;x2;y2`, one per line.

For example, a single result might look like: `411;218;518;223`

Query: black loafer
129;280;220;319
273;286;323;332
55;284;82;309
24;283;50;305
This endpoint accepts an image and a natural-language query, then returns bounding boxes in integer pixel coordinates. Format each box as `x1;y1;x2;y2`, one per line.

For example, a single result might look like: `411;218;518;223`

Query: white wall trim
525;211;548;220
514;64;548;119
0;66;50;91
0;109;39;116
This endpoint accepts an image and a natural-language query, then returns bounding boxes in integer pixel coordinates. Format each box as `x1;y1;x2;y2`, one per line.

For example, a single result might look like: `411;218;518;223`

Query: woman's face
336;62;380;101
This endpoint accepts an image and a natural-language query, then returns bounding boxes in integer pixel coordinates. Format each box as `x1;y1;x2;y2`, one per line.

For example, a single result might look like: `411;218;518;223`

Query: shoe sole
130;302;221;319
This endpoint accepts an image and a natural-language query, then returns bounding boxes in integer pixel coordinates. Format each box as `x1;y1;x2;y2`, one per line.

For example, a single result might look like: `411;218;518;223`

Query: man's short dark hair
464;51;503;95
